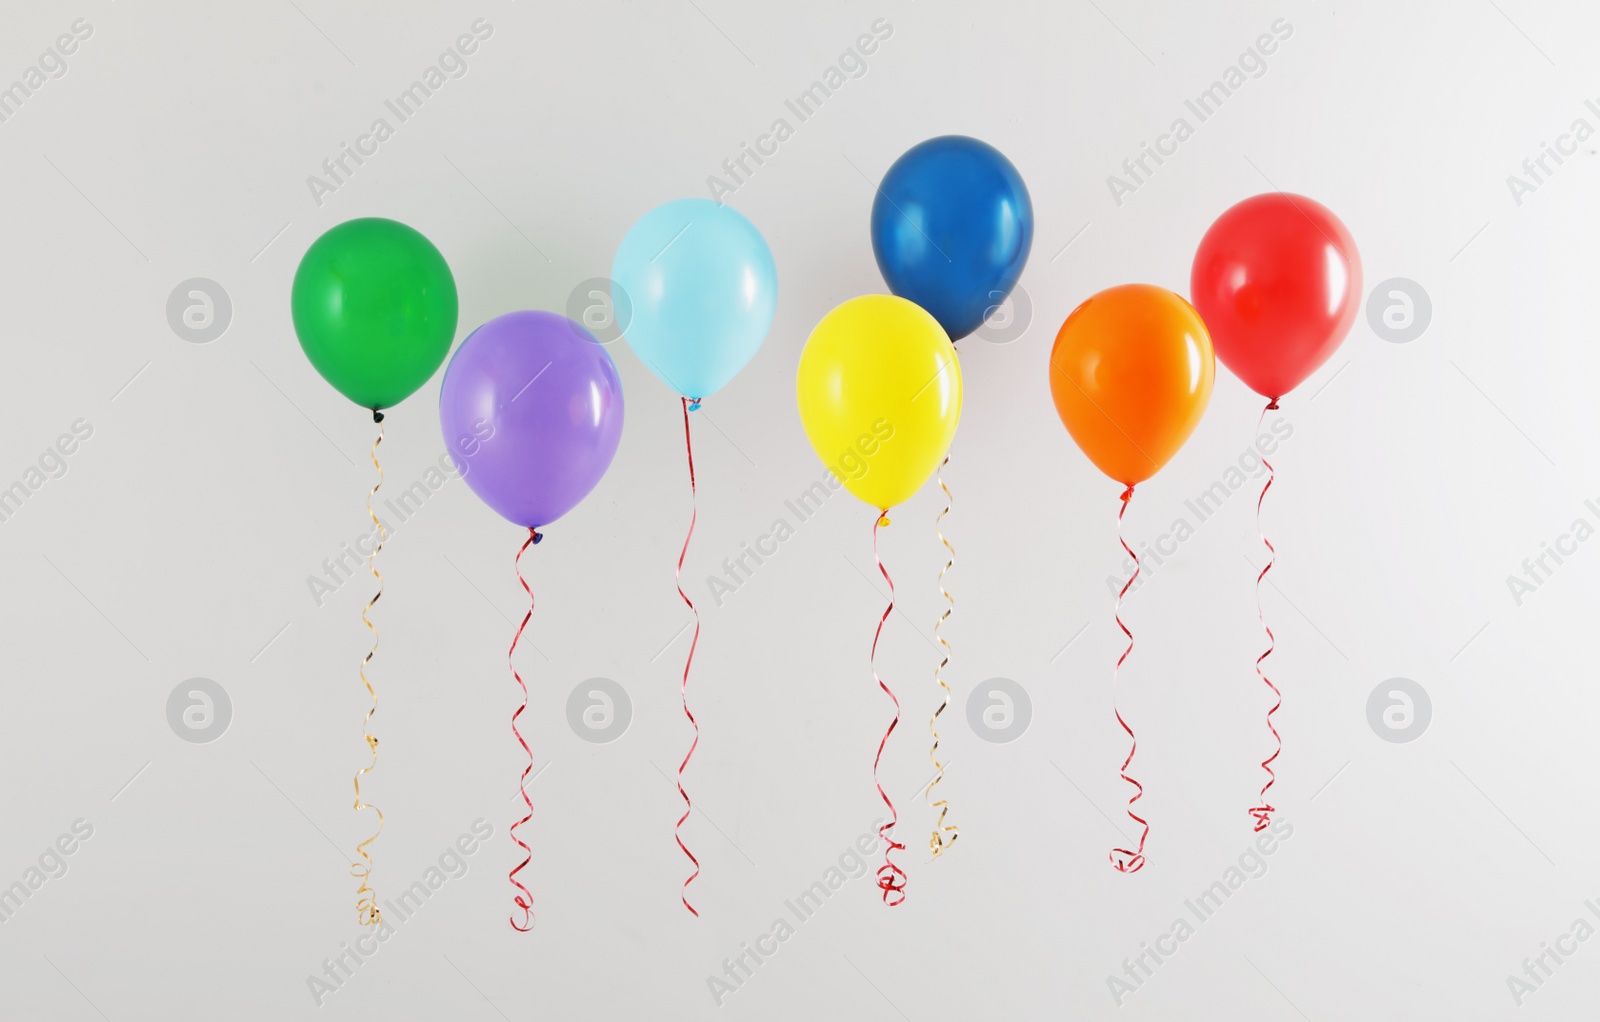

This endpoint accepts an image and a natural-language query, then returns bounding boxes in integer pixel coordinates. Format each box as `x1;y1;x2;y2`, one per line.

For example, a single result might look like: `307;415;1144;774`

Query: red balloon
1190;193;1361;402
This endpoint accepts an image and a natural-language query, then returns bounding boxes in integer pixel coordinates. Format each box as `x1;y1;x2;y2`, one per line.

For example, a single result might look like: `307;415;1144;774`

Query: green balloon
291;218;458;411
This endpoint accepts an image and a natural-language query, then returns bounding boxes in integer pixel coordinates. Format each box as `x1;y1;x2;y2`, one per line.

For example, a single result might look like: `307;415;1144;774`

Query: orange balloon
1049;284;1215;487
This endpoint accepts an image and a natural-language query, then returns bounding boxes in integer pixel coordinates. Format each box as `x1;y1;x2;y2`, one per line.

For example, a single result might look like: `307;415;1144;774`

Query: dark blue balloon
871;136;1033;342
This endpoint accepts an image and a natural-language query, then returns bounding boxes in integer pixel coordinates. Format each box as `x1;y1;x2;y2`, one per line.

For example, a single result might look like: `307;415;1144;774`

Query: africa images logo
705;19;894;204
1106;19;1293;206
0;418;94;525
0;19;93;126
304;20;494;207
706;418;893;606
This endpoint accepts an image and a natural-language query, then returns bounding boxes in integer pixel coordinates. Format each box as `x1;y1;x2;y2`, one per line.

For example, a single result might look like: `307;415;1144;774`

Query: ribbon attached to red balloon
1192;192;1361;830
1246;400;1280;832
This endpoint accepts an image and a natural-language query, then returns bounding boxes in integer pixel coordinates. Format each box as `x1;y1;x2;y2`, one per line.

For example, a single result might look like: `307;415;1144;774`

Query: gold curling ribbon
928;452;958;858
352;412;386;926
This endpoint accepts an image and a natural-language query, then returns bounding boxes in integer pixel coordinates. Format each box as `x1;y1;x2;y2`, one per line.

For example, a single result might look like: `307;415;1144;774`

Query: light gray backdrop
0;0;1591;1018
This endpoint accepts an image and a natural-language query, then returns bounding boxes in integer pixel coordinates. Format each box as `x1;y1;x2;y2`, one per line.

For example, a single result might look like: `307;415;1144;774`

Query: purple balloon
439;311;624;529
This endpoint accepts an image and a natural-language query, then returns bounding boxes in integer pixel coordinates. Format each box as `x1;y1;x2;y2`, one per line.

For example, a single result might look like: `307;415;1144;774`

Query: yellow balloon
796;295;962;511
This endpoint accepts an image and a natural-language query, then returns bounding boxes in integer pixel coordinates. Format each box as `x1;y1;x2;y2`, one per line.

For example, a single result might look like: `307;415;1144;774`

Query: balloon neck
1120;485;1135;503
877;512;891;527
530;528;543;545
687;398;702;412
372;409;385;424
1266;399;1280;411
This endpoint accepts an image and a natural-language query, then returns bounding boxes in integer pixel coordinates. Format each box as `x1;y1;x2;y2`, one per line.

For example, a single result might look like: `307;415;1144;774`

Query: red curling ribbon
1110;486;1149;874
871;511;907;905
1248;399;1282;832
675;397;702;917
509;527;539;931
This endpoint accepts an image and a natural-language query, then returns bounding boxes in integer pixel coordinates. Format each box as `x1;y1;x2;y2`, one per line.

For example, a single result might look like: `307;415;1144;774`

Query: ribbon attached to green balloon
291;217;458;925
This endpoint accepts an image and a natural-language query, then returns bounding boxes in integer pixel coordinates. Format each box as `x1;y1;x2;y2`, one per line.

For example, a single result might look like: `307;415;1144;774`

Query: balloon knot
877;512;891;527
372;410;385;424
1266;399;1280;411
1120;485;1135;503
687;398;702;412
530;529;543;545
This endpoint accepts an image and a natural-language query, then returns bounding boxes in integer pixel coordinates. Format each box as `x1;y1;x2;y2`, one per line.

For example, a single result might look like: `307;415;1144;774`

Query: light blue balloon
612;198;777;401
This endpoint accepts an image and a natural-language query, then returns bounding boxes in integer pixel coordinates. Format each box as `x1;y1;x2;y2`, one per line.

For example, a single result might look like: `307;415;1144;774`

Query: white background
0;0;1594;1018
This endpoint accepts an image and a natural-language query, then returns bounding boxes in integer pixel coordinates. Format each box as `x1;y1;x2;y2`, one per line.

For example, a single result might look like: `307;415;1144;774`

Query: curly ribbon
675;396;702;917
1248;399;1282;832
1110;485;1148;874
509;527;541;932
352;410;386;926
927;453;958;859
871;511;907;905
